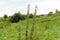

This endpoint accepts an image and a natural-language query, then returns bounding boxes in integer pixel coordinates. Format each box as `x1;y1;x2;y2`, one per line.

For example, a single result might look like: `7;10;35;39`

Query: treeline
3;12;34;23
3;7;60;23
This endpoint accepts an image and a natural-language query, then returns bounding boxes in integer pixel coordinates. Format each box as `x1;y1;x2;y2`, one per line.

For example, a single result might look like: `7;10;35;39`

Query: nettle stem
30;5;38;40
26;4;30;40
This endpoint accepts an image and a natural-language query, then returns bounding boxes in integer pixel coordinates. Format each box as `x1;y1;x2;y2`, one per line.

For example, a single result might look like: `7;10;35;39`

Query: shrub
29;14;33;18
20;15;26;20
4;14;8;19
48;11;53;16
10;12;21;23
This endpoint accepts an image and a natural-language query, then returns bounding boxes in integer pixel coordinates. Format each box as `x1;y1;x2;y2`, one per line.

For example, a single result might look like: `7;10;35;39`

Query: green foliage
30;5;38;40
48;11;53;16
56;9;58;13
26;4;30;40
20;15;26;20
4;14;8;19
9;12;21;23
1;5;60;40
0;12;60;40
0;14;60;40
29;14;33;18
55;9;60;13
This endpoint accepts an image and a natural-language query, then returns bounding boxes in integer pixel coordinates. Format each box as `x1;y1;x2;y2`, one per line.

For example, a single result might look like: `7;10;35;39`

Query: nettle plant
25;4;38;40
26;4;30;40
30;5;38;40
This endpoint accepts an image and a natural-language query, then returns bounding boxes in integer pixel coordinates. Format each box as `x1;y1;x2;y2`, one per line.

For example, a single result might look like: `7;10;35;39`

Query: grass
0;14;60;40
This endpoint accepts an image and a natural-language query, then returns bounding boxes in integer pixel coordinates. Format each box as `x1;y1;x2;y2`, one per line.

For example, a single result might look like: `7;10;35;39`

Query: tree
3;14;8;21
55;9;58;13
10;12;21;23
20;15;26;20
4;14;8;19
29;14;33;18
55;9;60;13
48;11;53;16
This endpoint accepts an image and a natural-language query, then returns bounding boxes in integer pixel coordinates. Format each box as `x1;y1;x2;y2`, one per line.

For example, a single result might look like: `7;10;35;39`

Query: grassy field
0;14;60;40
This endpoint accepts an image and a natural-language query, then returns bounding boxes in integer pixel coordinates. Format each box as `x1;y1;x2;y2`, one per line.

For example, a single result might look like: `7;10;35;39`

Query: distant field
0;15;60;40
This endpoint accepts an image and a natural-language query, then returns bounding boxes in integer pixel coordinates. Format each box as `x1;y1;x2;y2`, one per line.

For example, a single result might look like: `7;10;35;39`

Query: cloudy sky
0;0;60;17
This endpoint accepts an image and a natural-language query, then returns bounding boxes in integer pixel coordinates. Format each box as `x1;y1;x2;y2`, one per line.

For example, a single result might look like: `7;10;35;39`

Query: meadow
0;13;60;40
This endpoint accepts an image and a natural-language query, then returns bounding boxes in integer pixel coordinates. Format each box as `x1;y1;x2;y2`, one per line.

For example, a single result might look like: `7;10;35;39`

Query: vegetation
4;14;8;19
29;14;33;18
30;5;37;40
26;4;30;40
48;11;53;16
9;12;22;23
0;5;60;40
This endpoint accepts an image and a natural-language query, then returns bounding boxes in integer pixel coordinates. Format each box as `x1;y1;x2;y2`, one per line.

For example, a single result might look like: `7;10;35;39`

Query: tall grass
18;22;21;40
26;4;30;40
30;5;38;40
3;21;11;40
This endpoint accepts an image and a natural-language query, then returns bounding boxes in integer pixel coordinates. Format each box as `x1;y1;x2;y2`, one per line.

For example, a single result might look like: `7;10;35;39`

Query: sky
0;0;60;17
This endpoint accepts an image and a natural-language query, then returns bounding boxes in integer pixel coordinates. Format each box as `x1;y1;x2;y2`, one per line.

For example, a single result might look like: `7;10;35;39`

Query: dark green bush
4;14;8;19
48;11;53;16
29;14;33;18
10;12;22;23
20;15;26;20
